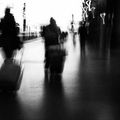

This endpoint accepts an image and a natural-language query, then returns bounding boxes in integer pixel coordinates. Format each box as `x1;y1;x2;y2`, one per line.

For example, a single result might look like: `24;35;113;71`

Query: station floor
0;35;120;120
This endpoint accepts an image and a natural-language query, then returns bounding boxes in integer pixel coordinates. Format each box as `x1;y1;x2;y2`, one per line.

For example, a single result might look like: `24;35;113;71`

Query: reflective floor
0;35;120;120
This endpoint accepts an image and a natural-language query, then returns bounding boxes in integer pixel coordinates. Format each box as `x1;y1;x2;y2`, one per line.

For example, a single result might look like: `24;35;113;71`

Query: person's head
5;7;10;15
50;17;56;25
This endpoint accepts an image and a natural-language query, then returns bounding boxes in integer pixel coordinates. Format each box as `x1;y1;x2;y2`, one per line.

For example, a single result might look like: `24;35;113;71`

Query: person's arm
58;27;62;43
0;21;1;30
78;27;80;34
11;14;16;27
0;18;4;30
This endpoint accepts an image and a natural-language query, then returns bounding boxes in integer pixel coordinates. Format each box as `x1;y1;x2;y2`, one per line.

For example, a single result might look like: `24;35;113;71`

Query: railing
0;31;39;42
19;32;39;41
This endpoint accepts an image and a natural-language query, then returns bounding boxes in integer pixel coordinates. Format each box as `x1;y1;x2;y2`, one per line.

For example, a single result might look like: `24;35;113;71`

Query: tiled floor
0;34;120;120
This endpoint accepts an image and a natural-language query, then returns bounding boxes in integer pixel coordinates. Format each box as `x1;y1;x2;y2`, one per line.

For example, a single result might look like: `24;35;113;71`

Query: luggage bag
0;49;24;91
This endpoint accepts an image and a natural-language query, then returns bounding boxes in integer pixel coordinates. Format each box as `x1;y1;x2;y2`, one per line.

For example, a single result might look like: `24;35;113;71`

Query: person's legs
3;47;14;59
44;46;49;69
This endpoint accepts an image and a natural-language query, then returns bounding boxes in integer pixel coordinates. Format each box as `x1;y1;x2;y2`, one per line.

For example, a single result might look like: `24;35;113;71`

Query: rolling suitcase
0;49;24;91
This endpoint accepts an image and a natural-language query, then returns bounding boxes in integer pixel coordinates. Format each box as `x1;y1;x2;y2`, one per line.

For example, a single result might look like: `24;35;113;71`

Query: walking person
42;17;61;69
78;21;87;55
0;7;22;60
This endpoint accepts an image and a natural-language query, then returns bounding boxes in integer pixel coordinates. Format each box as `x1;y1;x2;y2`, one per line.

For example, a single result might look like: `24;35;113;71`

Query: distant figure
0;7;22;59
71;21;74;33
78;21;87;53
42;17;61;69
60;31;68;44
71;14;75;33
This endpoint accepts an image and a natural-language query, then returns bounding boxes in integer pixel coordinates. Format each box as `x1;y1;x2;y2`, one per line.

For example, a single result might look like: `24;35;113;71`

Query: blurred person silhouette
42;17;61;69
78;21;87;55
60;31;68;45
0;7;22;61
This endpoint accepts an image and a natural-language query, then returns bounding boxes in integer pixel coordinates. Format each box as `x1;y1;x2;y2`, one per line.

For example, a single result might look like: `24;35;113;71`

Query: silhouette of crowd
0;7;88;79
0;3;117;93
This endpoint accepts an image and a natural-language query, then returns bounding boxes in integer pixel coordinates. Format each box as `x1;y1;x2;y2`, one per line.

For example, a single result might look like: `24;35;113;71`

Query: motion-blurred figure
60;31;68;44
0;7;22;60
78;21;87;55
42;17;61;69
